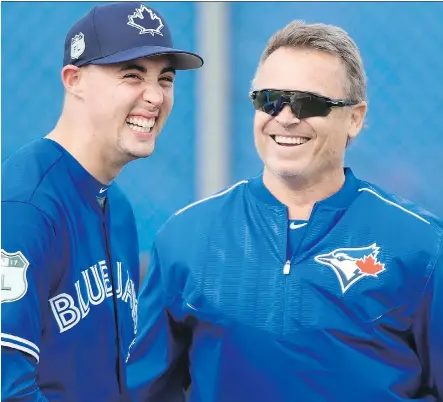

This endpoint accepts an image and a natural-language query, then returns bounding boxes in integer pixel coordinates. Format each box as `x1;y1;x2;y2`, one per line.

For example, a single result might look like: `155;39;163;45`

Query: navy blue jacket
2;139;139;401
127;168;443;402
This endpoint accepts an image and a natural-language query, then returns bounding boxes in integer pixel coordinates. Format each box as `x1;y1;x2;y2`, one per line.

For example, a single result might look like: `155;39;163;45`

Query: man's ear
61;65;84;98
347;101;368;140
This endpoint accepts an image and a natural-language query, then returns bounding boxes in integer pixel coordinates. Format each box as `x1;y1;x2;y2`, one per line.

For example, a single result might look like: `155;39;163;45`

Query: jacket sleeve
1;348;49;401
412;243;443;398
126;242;191;402
1;201;53;401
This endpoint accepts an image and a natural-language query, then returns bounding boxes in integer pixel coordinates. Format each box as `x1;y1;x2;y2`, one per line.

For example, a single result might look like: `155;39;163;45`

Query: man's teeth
274;135;310;145
126;116;155;133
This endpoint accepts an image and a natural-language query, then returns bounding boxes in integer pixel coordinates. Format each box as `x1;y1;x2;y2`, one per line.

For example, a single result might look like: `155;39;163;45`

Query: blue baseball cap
63;2;203;70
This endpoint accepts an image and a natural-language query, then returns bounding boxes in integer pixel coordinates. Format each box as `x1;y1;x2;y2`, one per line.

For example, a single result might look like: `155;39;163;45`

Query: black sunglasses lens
253;90;282;115
252;90;332;118
292;96;331;119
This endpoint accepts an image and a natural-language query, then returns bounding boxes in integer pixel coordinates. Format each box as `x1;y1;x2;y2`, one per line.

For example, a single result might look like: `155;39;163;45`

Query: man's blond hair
255;20;367;102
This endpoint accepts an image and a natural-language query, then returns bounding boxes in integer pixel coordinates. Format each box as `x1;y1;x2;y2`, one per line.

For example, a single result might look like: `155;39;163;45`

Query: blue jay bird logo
127;5;164;36
315;243;386;293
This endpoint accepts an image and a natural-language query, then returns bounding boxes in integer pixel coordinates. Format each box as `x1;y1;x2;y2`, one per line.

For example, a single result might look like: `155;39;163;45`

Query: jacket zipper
101;212;123;395
282;204;318;274
281;205;318;334
283;259;291;275
281;213;291;334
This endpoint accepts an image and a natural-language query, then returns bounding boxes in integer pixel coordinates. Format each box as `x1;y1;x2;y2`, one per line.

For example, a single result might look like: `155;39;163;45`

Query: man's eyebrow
161;66;176;75
119;64;146;73
119;64;176;75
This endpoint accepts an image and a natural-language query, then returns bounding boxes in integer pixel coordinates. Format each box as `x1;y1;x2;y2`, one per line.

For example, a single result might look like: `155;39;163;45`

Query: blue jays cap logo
127;4;164;36
315;243;386;293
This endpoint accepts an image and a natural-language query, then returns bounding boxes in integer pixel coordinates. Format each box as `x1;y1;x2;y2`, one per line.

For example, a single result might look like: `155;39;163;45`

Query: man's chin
119;142;156;162
265;162;305;179
128;147;155;160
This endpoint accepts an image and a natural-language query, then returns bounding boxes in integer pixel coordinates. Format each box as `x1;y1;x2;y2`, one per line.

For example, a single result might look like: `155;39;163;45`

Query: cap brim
87;46;203;70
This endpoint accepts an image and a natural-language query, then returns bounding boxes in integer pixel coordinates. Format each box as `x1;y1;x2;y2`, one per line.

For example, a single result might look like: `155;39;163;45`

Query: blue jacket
1;139;139;401
127;168;443;402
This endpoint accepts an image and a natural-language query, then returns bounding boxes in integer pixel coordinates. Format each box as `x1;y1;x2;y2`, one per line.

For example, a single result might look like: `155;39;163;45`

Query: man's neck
46;120;122;185
263;167;345;220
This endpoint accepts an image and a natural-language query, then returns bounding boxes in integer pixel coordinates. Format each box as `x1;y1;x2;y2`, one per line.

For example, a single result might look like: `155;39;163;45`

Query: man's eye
124;73;142;80
160;76;174;83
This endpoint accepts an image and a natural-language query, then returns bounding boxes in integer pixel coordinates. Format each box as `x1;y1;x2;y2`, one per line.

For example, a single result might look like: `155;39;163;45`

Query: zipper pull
283;260;291;275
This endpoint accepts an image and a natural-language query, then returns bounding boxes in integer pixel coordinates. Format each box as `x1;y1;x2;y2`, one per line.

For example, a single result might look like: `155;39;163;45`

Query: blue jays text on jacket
127;168;443;402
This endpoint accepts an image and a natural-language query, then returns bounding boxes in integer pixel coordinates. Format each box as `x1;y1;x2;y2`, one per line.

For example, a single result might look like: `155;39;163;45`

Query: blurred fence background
2;2;443;274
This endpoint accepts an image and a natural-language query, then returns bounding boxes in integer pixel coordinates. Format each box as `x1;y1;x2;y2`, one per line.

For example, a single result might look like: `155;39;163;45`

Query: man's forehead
117;55;175;71
255;47;347;96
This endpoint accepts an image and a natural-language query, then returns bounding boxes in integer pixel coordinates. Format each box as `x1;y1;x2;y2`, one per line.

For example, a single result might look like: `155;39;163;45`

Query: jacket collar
46;139;110;211
247;167;361;210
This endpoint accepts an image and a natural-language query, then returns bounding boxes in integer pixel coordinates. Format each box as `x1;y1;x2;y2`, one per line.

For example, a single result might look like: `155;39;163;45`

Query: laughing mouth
126;116;155;133
270;135;311;146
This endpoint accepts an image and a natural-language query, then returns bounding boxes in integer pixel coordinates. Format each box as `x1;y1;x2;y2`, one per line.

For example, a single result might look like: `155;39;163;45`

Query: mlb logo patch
71;32;85;60
315;243;386;293
1;250;30;303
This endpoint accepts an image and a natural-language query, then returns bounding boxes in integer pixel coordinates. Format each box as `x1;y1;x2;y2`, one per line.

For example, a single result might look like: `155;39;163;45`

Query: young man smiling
1;2;203;401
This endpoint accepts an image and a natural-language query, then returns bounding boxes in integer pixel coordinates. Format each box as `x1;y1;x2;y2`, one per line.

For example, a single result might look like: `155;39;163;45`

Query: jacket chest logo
315;243;386;293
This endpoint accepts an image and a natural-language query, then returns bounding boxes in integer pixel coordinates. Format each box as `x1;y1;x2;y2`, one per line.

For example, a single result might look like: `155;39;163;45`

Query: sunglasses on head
249;89;359;119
